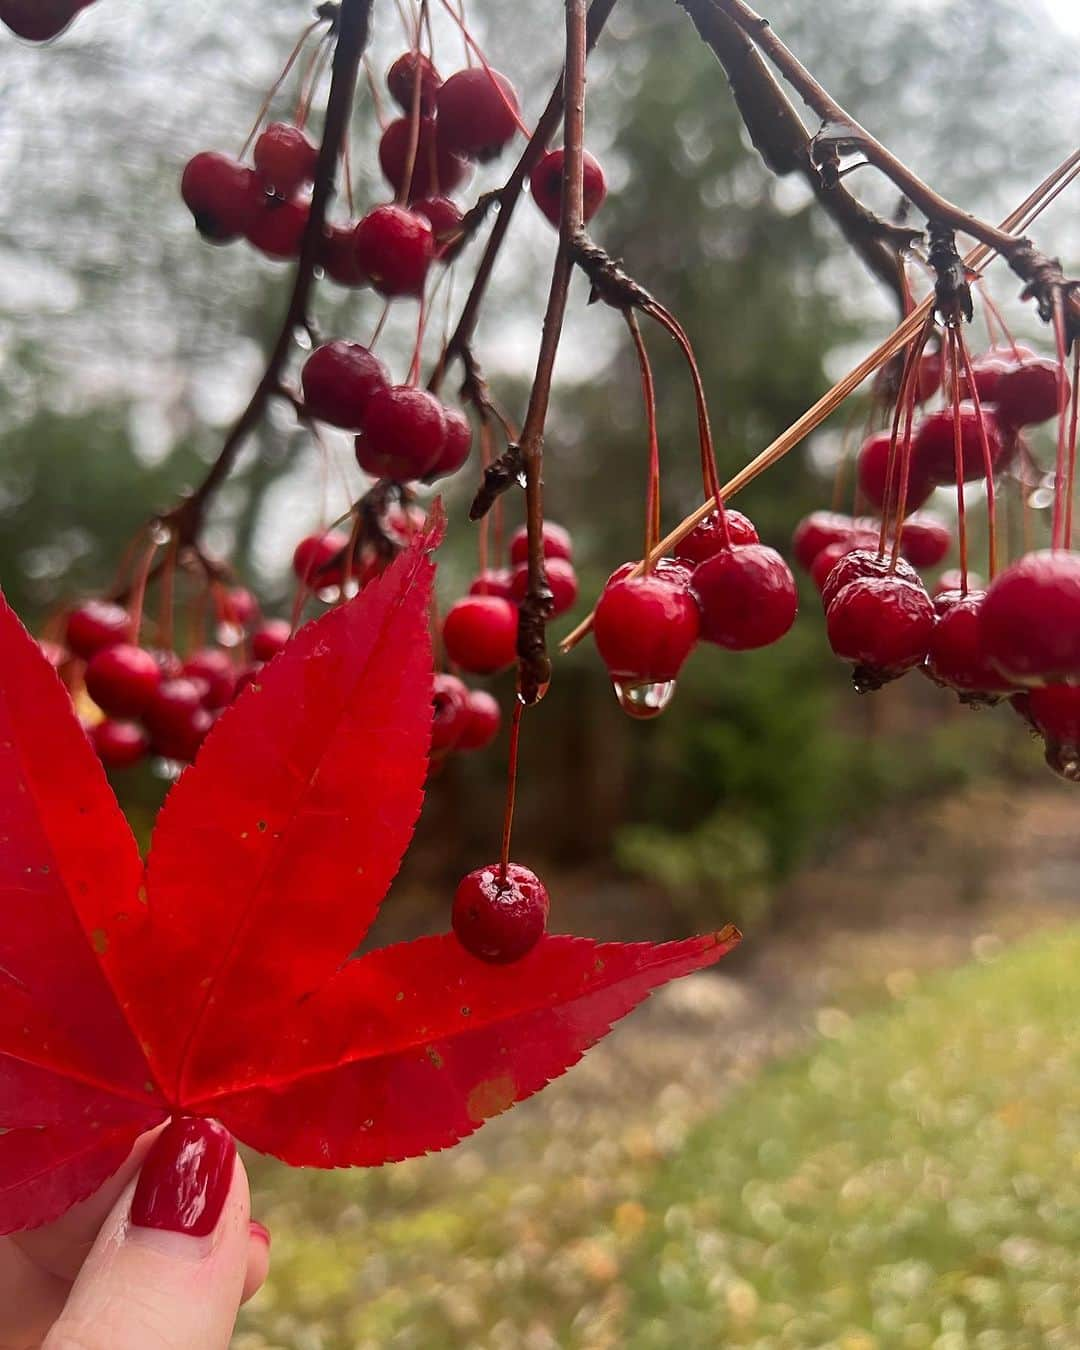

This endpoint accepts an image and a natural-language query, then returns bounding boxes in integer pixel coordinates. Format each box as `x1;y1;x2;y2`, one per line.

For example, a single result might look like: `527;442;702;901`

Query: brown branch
709;0;1080;342
164;0;374;553
674;0;911;309
428;0;619;398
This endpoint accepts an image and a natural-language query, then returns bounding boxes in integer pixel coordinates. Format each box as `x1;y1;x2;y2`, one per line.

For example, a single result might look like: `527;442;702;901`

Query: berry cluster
0;0;95;41
55;589;288;770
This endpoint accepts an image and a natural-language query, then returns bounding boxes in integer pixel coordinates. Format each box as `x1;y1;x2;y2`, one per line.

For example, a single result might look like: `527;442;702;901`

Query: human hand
1;1118;271;1350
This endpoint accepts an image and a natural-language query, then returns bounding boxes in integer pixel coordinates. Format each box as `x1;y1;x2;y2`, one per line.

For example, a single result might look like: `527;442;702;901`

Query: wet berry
220;587;258;628
826;574;935;689
245;196;310;260
529;148;607;227
1028;685;1080;779
84;643;161;718
425;406;472;480
924;591;1014;698
65;599;131;659
437;68;521;161
934;568;983;598
792;511;857;571
674;508;758;566
692;544;797;649
442;596;518;674
91;719;150;769
898;511;951;568
452;862;549;964
508;521;572;567
995;357;1069;428
181;152;263;244
1;0;90;40
377;117;470;201
355;384;447;480
181;648;236;709
469;569;514;600
251;620;291;662
856;429;934;515
432;672;470;752
144;678;212;761
912;403;1007;485
386;51;442;115
979;549;1080;685
810;528;880;593
293;530;349;589
510;557;579;618
301;341;389;429
320;223;368;286
594;568;700;680
819;548;920;612
412;196;465;261
353;204;433;297
457;689;501;752
253;122;318;196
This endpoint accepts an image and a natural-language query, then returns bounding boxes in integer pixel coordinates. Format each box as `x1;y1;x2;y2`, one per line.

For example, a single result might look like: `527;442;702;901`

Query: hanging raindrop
613;679;676;719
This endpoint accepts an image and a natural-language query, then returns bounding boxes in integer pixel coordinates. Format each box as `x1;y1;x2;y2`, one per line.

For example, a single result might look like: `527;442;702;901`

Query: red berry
457;689;501;752
320;223;368;286
1028;684;1080;752
246;197;310;260
377;117;470;201
452;862;549;964
65;599;132;659
425;406;472;481
442;596;518;674
593;569;700;681
356;385;447;481
85;643;161;718
957;349;1014;404
469;569;513;600
979;549;1080;685
911;403;1007;485
181;648;236;709
810;528;881;592
251;620;292;662
301;341;389;429
353;205;434;297
38;640;67;669
856;430;935;515
220;587;259;627
898;511;951;568
934;568;983;598
180;152;264;243
432;672;470;752
293;531;349;589
1;0;87;40
791;511;856;571
674;508;759;566
437;68;521;161
529;148;607;227
924;591;1014;699
914;349;942;403
826;575;935;689
253;122;318;197
510;557;579;618
995;357;1069;429
819;548;920;612
144;678;212;761
508;521;572;567
692;544;797;650
412;196;465;261
92;719;150;769
387;51;442;115
606;557;694;589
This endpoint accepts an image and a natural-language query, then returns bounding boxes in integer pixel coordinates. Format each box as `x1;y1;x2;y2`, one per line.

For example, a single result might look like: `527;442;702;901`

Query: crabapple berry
431;672;470;752
898;511;951;568
84;643;161;719
91;719;150;769
412;196;465;261
452;863;549;964
301;341;389;429
293;530;349;588
1028;685;1080;780
65;599;131;658
510;557;579;618
377;118;470;201
826;574;936;690
320;223;368;286
251;620;292;662
352;204;434;297
436;68;521;161
924;590;1014;699
181;152;263;244
529;148;607;227
425;407;472;481
692;544;798;649
442;596;518;674
792;511;858;571
674;507;759;566
508;521;572;566
386;50;442;115
470;569;514;599
457;689;502;752
995;357;1069;428
856;429;935;515
253;122;318;196
355;385;447;481
181;648;236;709
593;568;700;681
979;549;1080;685
912;403;1007;484
1;0;90;40
819;548;920;612
245;196;310;260
810;528;881;593
220;587;259;627
144;678;213;761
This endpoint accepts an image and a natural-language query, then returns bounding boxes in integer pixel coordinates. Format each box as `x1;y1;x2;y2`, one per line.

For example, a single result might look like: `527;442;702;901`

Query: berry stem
1066;344;1079;550
624;311;662;567
434;0;534;140
881;316;931;559
127;538;161;642
239;17;325;161
394;7;428;207
1052;292;1070;550
946;328;970;594
361;56;388;132
499;698;525;884
955;329;999;579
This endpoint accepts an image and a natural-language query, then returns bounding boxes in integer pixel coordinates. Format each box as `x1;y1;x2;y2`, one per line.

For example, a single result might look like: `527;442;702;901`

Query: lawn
236;924;1080;1349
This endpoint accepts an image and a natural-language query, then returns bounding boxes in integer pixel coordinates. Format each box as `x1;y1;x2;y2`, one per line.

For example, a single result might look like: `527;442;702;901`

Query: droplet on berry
293;530;349;589
301;341;389;429
442;596;518;675
994;357;1070;429
979;549;1080;685
613;679;678;719
674;508;758;566
65;599;132;659
594;568;700;685
508;521;572;567
352;204;434;297
436;67;522;161
456;689;501;751
386;50;442;115
92;718;150;769
692;544;798;649
377;118;470;201
432;672;470;753
826;574;936;690
253;122;318;197
356;385;447;481
84;643;161;719
529;148;607;227
819;548;920;612
181;152;264;244
452;862;549;963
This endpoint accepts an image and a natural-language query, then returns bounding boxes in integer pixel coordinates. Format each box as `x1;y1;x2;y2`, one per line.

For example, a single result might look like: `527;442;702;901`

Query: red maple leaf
0;524;739;1233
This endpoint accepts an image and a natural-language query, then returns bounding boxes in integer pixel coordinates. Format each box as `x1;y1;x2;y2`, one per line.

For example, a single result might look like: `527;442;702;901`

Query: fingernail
130;1117;235;1238
249;1220;272;1250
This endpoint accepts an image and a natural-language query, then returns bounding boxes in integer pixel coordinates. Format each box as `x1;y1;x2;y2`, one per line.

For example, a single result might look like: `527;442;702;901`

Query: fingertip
241;1222;272;1305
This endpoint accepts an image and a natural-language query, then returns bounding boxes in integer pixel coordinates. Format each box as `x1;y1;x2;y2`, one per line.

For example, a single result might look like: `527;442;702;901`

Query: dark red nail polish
131;1117;235;1238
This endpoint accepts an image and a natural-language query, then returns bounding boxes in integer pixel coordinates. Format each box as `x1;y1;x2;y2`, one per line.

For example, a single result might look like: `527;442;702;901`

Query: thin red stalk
368;298;392;350
499;698;524;883
881;318;931;558
127;539;160;640
625;311;661;566
159;538;178;652
1052;293;1069;550
408;292;428;385
947;328;970;592
1066;344;1080;550
294;32;331;128
362;56;388;131
239;18;324;160
395;8;427;206
956;332;999;578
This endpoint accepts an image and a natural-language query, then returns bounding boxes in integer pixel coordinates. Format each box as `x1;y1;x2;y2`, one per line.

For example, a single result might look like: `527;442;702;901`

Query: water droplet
613;679;676;718
1045;740;1080;782
216;621;243;648
315;584;341;604
1028;487;1054;510
516;470;527;488
150;522;172;546
294;326;313;351
152;756;184;781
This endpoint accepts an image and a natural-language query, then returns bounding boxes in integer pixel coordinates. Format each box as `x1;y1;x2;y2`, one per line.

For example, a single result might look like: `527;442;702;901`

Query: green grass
236;926;1080;1349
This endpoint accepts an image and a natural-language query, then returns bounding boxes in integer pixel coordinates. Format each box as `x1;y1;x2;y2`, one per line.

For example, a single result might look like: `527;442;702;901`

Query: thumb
43;1117;251;1350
